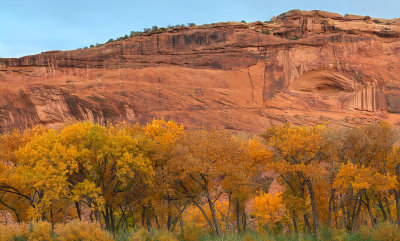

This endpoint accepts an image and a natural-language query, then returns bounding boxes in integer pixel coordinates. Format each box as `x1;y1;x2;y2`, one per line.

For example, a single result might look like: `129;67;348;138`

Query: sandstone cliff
1;10;400;133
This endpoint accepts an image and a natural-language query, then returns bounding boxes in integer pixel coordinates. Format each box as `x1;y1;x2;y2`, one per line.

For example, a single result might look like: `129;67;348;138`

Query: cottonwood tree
143;118;187;232
330;122;398;231
263;124;327;234
172;129;256;236
59;122;155;232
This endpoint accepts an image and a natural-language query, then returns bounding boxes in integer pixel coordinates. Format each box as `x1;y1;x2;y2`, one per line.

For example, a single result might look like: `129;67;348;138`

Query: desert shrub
153;230;178;241
242;231;273;241
180;225;205;241
127;228;177;241
371;222;400;241
357;224;373;240
283;233;317;241
28;221;53;241
315;227;347;241
114;230;133;241
331;229;347;241
0;223;29;241
261;29;270;35
54;220;113;241
129;228;152;241
345;233;371;241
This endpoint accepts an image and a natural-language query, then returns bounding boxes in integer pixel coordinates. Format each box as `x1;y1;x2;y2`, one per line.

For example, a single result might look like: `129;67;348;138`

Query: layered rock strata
1;10;400;133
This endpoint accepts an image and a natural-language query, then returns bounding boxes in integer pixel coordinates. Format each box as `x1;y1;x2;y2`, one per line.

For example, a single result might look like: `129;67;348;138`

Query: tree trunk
378;200;387;221
103;209;110;231
191;198;216;233
179;181;216;233
339;195;348;230
350;194;359;231
75;202;81;221
179;212;184;234
395;190;400;226
304;214;311;233
225;192;232;232
328;189;335;227
116;206;127;231
292;211;298;233
167;198;172;231
172;218;177;232
333;195;338;228
364;191;376;227
205;188;221;236
242;209;247;231
131;210;135;230
110;207;115;233
146;209;152;231
385;197;393;223
155;214;161;229
141;206;146;227
236;200;241;233
352;196;362;232
306;179;319;233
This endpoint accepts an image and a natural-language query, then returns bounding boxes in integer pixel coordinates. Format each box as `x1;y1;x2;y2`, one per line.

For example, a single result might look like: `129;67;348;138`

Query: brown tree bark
306;179;319;233
395;190;400;226
292;211;298;233
236;200;241;233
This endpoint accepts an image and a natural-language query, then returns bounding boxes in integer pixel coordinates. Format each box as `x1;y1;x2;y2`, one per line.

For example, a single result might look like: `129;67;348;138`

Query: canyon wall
1;10;400;133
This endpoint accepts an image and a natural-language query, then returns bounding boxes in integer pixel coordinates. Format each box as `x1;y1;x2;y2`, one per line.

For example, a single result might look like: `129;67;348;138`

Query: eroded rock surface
1;10;400;133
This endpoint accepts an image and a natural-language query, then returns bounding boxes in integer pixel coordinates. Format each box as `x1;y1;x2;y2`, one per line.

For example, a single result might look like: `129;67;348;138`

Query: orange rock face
1;10;400;133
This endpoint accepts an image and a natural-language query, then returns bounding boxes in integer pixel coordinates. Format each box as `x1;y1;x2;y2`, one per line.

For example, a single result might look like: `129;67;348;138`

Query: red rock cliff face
1;10;400;133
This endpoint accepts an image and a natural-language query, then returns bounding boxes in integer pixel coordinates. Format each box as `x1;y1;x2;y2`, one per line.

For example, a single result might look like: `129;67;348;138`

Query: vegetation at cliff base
79;23;197;49
1;120;400;240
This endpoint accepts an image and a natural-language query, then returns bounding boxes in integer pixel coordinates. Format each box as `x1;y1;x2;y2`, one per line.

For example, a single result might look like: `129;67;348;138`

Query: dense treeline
1;120;400;239
78;23;198;50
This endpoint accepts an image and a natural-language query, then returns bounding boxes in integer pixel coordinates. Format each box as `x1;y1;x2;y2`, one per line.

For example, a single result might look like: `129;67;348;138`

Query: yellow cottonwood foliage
1;120;400;236
16;129;79;220
59;122;155;231
266;124;326;166
144;118;184;149
248;137;273;171
0;121;156;228
264;124;327;232
143;118;186;230
334;162;398;194
0;126;50;222
183;200;233;230
55;220;114;241
253;192;284;228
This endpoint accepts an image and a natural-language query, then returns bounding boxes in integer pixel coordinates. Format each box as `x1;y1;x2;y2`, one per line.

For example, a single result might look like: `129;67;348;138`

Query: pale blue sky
1;0;399;58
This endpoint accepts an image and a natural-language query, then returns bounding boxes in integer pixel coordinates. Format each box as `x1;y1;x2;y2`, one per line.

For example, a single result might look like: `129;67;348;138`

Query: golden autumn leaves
263;122;400;235
0;119;399;237
0;119;269;235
